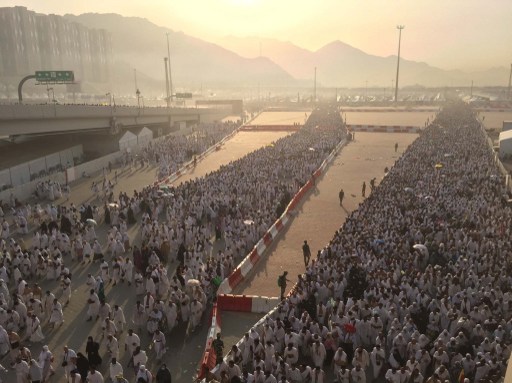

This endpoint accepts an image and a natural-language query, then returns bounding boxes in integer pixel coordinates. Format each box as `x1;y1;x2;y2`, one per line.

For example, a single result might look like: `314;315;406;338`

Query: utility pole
508;63;512;100
314;67;317;103
394;25;405;103
164;57;170;109
166;33;174;103
134;69;138;93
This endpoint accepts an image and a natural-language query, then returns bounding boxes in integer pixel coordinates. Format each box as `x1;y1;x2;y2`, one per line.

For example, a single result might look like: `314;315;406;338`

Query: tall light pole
314;67;317;103
47;87;55;103
164;57;170;109
507;63;512;100
394;25;405;103
166;32;174;103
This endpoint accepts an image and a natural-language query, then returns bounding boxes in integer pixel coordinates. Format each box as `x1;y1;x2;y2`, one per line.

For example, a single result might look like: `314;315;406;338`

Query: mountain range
65;13;510;92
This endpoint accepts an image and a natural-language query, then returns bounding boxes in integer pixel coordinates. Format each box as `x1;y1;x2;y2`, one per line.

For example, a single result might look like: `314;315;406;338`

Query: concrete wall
0;171;67;202
0;125;197;203
68;151;124;183
0;145;82;190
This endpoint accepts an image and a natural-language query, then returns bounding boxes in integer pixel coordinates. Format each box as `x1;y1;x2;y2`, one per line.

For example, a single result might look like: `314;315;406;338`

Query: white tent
119;131;137;152
137;127;153;147
499;129;512;158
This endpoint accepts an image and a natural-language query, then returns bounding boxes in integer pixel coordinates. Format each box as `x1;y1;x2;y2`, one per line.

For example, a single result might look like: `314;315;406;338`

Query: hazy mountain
219;36;312;79
64;13;295;93
63;13;509;89
218;36;510;87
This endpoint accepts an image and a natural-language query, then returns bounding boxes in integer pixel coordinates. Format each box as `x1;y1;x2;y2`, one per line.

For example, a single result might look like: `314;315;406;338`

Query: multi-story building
0;6;111;83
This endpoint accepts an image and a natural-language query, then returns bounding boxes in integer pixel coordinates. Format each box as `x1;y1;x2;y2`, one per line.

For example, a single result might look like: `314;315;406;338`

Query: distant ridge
218;35;510;87
63;12;510;89
64;13;295;93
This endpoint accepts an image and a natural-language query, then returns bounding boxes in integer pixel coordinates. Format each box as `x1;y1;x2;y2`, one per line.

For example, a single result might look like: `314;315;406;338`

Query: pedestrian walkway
0;130;291;383
234;132;418;297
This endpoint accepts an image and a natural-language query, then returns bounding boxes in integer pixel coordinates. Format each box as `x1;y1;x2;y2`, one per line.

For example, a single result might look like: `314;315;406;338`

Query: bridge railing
0;104;206;120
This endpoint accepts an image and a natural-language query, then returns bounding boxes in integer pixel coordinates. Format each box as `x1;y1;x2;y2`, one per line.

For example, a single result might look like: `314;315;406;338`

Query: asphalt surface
478;112;512;131
234;132;418;297
344;111;433;127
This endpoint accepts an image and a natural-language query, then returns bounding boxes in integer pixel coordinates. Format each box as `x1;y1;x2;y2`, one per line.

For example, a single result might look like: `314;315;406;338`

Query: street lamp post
134;69;138;93
136;89;141;109
166;33;174;103
164;57;170;109
46;85;54;103
314;67;317;103
394;25;405;103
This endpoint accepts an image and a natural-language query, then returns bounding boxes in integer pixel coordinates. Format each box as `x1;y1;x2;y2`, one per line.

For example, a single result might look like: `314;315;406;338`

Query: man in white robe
163;302;177;331
152;329;166;360
125;329;141;364
49;299;64;329
351;365;366;383
106;334;119;360
311;340;326;368
86;290;100;322
113;305;126;334
27;314;44;343
370;344;386;378
189;299;203;331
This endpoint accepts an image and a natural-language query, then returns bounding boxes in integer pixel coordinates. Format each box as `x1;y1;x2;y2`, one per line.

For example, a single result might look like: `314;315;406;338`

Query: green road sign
175;92;193;99
35;71;74;83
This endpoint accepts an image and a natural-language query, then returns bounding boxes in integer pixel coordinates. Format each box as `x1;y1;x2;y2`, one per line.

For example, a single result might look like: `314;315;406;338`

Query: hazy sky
1;0;511;71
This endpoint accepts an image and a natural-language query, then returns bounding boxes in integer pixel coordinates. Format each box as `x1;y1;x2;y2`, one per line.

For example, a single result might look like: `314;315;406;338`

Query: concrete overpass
0;104;231;137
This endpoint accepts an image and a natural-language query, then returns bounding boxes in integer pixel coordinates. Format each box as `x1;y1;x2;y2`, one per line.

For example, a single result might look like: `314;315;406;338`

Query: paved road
234;132;418;297
247;111;310;126
478;112;512;131
0;130;290;383
345;111;433;127
170;132;290;186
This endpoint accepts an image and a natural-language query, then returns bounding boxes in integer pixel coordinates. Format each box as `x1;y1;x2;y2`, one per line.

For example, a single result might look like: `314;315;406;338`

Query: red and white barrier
343;108;440;113
217;212;291;294
197;303;221;381
217;138;347;295
347;124;420;133
217;294;280;314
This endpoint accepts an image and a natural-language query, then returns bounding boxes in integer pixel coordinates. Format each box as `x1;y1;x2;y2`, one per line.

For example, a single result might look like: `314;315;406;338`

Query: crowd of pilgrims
0;107;346;382
212;103;512;383
153;121;241;181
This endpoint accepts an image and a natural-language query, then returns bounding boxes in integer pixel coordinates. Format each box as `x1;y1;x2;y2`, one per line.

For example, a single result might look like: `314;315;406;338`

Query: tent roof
499;129;512;142
118;130;137;142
